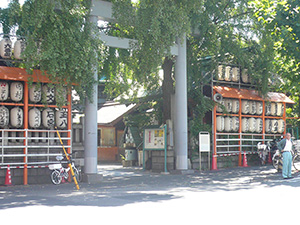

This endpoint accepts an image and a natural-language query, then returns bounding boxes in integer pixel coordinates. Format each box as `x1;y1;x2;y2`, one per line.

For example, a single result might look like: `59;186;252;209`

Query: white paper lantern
216;116;225;132
216;100;225;113
271;119;278;133
256;102;263;115
0;81;9;101
224;117;233;132
29;84;42;103
55;87;67;104
14;39;26;60
241;69;249;83
249;101;257;115
42;85;55;104
255;118;263;133
277;103;284;117
224;99;233;113
248;117;256;133
232;117;240;132
278;119;285;133
29;108;41;128
241;100;250;114
232;99;239;114
265;119;272;133
224;66;232;81
217;65;224;80
56;109;67;129
42;108;55;128
10;107;23;128
270;102;277;116
0;106;9;128
0;37;12;58
10;82;23;102
265;102;271;116
231;67;240;82
241;118;249;133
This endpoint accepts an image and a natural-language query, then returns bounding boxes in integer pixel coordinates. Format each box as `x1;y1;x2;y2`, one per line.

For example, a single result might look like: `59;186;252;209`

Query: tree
0;0;103;105
250;0;300;118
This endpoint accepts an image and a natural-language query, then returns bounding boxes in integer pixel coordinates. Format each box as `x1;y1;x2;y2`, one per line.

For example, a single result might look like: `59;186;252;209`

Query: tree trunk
162;57;174;123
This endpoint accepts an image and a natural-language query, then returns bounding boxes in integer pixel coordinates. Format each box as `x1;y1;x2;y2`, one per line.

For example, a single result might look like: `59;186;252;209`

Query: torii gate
84;0;188;179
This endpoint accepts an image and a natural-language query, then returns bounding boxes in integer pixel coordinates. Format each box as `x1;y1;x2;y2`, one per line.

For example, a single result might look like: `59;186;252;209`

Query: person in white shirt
277;133;294;179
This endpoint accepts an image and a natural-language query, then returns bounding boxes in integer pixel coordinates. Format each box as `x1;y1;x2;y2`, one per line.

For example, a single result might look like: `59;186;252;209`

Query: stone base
83;173;103;184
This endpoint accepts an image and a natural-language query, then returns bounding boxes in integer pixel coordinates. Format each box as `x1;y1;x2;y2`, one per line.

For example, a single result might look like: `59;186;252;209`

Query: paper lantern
271;119;278;133
42;85;55;104
56;109;67;129
277;103;284;117
231;67;240;82
0;37;12;58
42;108;55;128
217;65;224;80
55;87;67;104
265;119;272;133
216;100;225;113
265;102;271;116
29;108;41;128
255;118;263;133
249;101;257;115
29;84;42;103
241;69;249;83
241;118;249;133
224;99;233;113
232;99;239;114
232;117;239;132
278;119;285;133
224;117;233;132
270;102;277;116
216;116;225;132
241;100;249;114
0;81;9;101
0;106;9;128
10;107;23;128
248;117;256;133
10;82;23;102
224;66;232;81
14;39;26;60
256;102;263;115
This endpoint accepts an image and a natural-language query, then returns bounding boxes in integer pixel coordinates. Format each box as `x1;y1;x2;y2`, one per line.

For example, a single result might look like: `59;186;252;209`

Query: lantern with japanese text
255;118;263;133
248;117;256;133
0;106;9;128
10;82;23;102
241;118;249;133
224;66;232;81
14;39;26;60
256;102;263;115
232;99;239;114
29;84;42;103
241;100;249;114
224;117;233;132
10;107;23;128
0;81;9;101
278;119;285;133
231;67;240;82
29;108;41;128
55;109;67;129
0;37;12;58
271;119;278;133
42;85;55;104
232;117;239;132
216;116;225;132
217;65;224;80
42;108;55;129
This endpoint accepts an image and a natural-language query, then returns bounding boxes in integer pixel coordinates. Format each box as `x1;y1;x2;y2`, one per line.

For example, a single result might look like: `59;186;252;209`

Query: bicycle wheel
72;167;81;183
293;154;300;171
51;170;62;185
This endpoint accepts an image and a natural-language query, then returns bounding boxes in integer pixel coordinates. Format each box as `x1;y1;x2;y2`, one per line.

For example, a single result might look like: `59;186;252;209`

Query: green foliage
0;0;104;106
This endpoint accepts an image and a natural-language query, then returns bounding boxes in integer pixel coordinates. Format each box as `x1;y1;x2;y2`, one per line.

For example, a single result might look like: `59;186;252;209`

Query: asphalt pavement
1;164;300;224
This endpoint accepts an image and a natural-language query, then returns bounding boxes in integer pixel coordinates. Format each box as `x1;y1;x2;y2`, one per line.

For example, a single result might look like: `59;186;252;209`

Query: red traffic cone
242;152;249;167
211;155;218;170
268;151;272;164
5;165;12;186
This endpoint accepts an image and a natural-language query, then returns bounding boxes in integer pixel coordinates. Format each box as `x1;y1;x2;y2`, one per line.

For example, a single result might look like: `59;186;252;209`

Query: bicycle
49;153;82;185
272;147;300;172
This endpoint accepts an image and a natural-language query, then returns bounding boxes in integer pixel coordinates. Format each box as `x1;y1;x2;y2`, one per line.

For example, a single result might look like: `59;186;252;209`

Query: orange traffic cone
242;152;249;167
5;165;12;186
211;155;218;170
268;151;272;164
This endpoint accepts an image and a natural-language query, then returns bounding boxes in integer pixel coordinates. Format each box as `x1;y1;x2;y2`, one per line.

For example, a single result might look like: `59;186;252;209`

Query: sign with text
144;128;165;150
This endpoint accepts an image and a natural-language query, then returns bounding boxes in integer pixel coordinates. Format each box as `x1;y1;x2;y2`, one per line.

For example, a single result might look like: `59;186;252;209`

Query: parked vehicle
49;153;82;185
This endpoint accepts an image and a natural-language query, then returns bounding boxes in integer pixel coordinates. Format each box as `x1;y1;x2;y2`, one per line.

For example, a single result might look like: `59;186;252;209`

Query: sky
0;0;25;9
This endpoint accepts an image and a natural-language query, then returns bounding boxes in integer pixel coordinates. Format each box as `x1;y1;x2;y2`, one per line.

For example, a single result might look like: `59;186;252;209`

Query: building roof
97;103;137;126
213;86;295;103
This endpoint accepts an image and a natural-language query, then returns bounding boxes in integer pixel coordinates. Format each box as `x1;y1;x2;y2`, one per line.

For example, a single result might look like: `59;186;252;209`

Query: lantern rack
0;66;72;185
